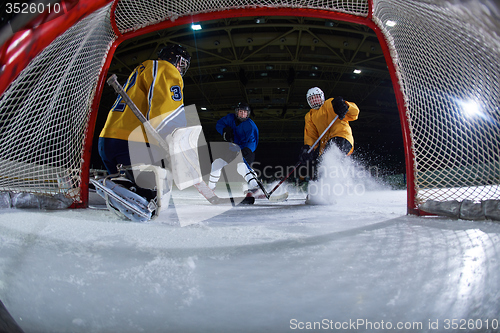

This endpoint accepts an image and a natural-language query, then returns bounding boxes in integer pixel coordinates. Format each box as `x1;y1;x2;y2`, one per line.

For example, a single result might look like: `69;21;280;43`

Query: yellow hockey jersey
100;60;186;143
304;98;359;155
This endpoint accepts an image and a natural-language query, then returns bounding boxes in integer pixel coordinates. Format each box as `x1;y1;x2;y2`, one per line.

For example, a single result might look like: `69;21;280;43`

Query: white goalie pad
131;164;173;218
166;125;203;190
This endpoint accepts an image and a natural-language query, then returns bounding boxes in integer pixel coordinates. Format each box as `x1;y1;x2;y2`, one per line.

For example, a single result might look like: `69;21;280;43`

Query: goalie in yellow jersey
98;44;191;176
93;44;192;221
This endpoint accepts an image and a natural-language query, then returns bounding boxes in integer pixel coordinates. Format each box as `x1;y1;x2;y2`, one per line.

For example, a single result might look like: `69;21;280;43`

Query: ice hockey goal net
0;0;498;214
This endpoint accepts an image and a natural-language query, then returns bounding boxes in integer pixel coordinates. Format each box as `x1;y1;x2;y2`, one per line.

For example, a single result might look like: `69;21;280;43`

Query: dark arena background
91;15;404;183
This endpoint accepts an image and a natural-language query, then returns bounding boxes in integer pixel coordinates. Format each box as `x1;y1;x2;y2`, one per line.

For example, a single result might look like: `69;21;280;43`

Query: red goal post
0;0;498;215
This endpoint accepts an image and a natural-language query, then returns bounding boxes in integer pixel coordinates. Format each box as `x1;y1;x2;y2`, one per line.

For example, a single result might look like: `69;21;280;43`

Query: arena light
459;99;481;118
353;69;362;74
191;24;202;30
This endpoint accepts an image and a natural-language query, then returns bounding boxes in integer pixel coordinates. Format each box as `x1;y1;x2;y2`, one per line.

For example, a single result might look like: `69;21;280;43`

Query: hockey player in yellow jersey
98;44;191;175
298;87;359;179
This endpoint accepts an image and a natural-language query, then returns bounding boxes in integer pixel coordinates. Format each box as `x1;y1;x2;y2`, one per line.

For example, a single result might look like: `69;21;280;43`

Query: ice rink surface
1;182;500;332
2;0;500;330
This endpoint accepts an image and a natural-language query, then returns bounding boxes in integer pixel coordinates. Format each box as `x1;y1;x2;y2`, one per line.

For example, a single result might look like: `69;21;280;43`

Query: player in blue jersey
208;102;261;195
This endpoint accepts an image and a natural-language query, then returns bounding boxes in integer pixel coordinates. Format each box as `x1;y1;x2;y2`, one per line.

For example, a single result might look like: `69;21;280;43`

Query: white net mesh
0;0;498;211
0;5;115;202
373;0;500;205
114;0;369;33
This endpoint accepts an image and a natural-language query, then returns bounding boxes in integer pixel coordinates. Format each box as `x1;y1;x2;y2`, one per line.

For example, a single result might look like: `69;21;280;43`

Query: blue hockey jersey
215;113;259;152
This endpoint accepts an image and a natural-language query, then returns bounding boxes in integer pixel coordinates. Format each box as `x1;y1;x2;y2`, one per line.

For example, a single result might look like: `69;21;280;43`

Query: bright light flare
459;99;481;118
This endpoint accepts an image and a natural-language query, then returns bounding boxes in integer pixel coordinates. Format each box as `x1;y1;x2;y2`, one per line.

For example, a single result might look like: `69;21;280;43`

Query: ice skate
305;194;336;206
244;186;263;198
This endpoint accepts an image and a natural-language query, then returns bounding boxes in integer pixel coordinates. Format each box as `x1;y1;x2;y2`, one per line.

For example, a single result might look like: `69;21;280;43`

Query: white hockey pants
208;158;258;190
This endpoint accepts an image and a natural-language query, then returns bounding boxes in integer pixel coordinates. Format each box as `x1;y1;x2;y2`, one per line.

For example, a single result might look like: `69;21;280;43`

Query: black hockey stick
241;158;288;202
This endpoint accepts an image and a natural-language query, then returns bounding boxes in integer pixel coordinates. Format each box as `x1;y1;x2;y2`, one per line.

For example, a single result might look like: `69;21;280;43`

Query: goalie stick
106;74;253;207
107;75;169;152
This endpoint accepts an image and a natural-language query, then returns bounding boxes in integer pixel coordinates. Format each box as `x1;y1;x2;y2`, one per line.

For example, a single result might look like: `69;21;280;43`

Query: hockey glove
332;96;349;120
298;145;314;163
223;126;234;142
241;147;252;160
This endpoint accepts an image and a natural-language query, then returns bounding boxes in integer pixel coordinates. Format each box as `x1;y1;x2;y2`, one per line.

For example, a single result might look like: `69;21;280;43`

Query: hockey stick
241;158;270;199
241;158;288;202
267;114;339;197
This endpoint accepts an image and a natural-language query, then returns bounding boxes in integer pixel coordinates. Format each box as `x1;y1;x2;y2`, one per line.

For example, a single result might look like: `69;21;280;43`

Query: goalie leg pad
167;125;203;190
129;164;172;219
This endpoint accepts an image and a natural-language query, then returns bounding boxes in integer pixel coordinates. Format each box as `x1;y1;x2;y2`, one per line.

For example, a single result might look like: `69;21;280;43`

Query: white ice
1;150;500;332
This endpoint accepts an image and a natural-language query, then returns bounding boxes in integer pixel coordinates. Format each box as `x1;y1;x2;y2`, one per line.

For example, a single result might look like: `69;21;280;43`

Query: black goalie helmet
158;44;191;77
235;102;251;121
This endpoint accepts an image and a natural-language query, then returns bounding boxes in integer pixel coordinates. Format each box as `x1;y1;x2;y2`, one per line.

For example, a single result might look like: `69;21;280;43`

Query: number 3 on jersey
170;86;182;101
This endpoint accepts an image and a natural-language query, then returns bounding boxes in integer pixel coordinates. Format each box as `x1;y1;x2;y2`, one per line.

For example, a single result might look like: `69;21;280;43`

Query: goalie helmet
235;102;251;121
158;44;191;77
306;87;325;109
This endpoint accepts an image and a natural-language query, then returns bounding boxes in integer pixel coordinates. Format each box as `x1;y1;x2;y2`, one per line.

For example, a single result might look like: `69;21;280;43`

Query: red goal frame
0;0;416;213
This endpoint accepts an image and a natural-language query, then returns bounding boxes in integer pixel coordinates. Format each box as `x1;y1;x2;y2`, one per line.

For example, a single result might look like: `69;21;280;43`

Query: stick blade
253;191;288;202
269;192;289;202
